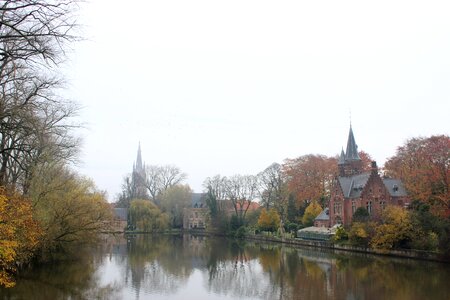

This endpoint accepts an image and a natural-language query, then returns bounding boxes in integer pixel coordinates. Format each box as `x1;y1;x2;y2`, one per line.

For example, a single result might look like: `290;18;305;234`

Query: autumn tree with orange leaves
0;188;41;287
384;135;449;216
283;154;337;206
358;150;374;172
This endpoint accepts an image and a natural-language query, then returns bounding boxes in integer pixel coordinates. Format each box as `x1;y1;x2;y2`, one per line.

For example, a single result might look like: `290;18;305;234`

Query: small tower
338;125;363;176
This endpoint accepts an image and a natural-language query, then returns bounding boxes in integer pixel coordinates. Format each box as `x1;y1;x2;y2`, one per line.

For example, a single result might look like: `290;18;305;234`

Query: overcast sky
64;0;450;200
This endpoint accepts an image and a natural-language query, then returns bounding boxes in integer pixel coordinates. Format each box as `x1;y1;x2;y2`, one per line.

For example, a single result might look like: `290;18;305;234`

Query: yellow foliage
130;200;170;231
257;208;270;229
302;201;322;226
371;206;413;250
29;165;112;254
348;222;376;246
257;208;280;231
0;188;41;288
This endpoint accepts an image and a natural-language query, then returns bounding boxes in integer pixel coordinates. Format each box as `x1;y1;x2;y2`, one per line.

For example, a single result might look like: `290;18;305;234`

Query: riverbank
132;229;449;263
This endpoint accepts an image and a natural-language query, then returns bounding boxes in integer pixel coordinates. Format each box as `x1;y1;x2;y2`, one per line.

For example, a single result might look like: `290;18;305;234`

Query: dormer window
393;184;398;192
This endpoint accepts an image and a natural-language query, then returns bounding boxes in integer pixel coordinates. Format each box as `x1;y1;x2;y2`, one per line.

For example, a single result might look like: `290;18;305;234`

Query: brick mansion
315;126;409;227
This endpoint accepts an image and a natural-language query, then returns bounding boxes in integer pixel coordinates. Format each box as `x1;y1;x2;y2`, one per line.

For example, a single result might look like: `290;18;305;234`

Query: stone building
182;194;261;229
326;126;409;227
183;193;209;229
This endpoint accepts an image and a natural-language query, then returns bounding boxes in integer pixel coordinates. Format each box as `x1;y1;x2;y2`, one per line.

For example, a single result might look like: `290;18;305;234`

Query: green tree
129;200;169;232
409;200;450;252
348;222;376;247
333;226;348;242
205;185;218;218
301;201;322;226
352;207;370;223
286;194;299;224
159;184;192;228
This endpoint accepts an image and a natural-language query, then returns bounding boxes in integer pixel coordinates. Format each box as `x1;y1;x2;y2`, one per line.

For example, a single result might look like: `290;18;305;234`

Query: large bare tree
257;163;286;210
225;174;258;224
0;1;80;192
145;165;187;202
0;66;79;192
0;0;79;67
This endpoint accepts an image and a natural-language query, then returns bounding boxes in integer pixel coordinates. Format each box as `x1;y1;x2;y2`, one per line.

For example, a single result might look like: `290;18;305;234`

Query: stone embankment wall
242;233;449;262
183;229;448;262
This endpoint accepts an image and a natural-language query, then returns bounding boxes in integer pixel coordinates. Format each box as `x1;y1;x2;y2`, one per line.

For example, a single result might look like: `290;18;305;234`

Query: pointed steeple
338;148;346;165
345;125;360;160
136;142;143;171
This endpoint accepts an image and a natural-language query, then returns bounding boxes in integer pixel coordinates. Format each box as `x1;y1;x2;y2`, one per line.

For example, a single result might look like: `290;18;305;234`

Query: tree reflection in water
1;234;449;300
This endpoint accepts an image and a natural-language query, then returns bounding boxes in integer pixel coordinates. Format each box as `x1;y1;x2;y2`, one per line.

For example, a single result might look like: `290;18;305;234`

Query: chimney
371;161;378;174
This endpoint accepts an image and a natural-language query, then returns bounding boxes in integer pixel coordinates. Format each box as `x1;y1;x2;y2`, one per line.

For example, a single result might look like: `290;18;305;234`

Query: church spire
136;142;143;171
345;125;360;161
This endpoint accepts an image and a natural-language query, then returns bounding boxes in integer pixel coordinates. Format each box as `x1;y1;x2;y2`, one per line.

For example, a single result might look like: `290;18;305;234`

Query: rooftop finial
349;109;352;127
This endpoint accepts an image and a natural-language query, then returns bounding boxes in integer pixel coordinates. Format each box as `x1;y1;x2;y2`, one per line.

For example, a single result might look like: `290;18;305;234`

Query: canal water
1;234;449;300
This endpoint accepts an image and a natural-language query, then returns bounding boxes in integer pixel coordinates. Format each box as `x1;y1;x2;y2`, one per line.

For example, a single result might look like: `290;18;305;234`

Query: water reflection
1;234;449;299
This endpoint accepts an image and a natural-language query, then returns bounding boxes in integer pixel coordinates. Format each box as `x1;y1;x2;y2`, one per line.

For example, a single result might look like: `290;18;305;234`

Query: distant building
183;193;209;229
323;125;409;227
182;194;261;230
111;205;128;232
314;208;330;227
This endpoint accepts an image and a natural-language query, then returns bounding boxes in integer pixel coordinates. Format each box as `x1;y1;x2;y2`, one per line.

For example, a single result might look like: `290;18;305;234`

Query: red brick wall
329;170;409;227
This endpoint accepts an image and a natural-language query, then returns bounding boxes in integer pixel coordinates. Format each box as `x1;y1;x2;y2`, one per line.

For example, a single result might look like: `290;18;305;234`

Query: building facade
183;193;209;229
327;126;409;227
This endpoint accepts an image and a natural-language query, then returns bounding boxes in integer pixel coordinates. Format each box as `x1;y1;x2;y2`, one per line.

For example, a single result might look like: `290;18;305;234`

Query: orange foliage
384;135;449;215
358;150;374;172
283;154;337;205
257;208;280;232
0;188;41;287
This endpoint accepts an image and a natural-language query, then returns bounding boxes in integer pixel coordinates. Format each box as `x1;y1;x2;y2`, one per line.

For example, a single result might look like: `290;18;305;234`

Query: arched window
334;201;342;215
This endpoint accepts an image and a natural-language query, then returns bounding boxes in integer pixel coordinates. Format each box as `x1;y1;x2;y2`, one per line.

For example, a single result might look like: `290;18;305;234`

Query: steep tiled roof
338;173;371;198
345;126;360;160
382;178;408;197
315;208;329;221
191;193;207;208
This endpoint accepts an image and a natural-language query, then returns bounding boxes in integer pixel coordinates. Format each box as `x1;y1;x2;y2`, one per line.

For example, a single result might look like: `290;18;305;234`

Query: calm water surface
1;234;449;300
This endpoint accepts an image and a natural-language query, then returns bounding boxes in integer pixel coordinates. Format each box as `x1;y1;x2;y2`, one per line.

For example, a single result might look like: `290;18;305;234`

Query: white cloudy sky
63;0;450;200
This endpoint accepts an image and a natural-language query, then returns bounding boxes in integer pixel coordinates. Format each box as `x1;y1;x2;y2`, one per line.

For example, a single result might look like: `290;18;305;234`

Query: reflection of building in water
296;250;338;298
319;125;409;227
